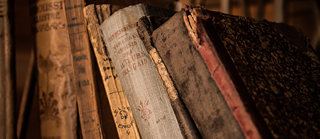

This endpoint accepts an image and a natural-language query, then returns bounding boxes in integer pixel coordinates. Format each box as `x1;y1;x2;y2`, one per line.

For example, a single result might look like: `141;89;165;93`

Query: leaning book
83;4;140;139
99;4;184;139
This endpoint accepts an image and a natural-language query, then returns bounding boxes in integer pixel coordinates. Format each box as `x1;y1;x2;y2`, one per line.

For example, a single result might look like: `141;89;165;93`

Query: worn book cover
183;6;320;139
99;4;184;139
136;15;201;139
29;0;78;138
145;10;245;139
64;0;104;138
84;4;140;139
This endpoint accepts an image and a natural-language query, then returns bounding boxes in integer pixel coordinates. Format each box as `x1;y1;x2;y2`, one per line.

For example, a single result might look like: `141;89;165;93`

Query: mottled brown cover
150;10;245;139
184;6;320;139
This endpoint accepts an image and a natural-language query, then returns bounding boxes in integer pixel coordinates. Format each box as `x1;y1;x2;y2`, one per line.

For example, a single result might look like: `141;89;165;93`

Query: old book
91;38;119;139
29;0;78;138
136;16;201;139
83;4;140;139
0;0;15;138
64;0;103;138
99;4;184;139
183;6;320;139
86;4;119;139
138;10;245;139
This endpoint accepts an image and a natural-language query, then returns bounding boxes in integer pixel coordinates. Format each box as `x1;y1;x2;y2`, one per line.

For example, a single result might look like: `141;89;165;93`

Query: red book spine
183;12;263;139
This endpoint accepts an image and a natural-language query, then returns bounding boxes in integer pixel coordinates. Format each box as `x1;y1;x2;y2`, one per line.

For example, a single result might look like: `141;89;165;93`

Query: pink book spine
183;11;263;139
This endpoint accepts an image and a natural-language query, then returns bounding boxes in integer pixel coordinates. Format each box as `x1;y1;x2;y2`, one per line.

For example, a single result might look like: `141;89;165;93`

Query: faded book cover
184;6;320;139
99;4;184;139
136;15;201;139
84;4;140;139
64;0;103;138
150;10;245;139
29;0;77;138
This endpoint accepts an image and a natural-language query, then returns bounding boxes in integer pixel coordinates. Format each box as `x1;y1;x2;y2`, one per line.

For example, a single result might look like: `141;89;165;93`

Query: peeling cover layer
184;6;320;139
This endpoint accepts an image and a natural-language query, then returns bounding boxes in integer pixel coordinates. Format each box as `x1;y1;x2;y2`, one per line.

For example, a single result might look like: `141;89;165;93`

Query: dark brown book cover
146;10;245;139
184;6;320;139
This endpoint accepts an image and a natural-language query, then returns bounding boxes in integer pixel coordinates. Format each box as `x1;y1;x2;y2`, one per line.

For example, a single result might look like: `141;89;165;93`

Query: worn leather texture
186;6;320;139
151;10;245;139
211;11;320;139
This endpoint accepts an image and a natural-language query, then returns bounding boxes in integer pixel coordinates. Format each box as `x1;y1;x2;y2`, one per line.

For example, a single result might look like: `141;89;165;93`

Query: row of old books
25;0;319;139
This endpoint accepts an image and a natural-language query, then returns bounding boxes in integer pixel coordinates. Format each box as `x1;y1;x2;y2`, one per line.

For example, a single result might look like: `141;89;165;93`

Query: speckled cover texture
203;10;320;139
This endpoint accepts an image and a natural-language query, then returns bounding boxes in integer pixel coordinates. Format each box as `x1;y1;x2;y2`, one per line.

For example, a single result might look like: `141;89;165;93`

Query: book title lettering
109;24;148;77
30;1;65;33
30;1;64;23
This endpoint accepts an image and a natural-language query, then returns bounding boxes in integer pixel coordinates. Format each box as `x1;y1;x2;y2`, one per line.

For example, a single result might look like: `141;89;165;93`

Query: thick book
138;10;245;139
83;4;140;139
136;16;201;139
99;4;184;139
0;0;15;138
29;0;78;138
183;6;320;139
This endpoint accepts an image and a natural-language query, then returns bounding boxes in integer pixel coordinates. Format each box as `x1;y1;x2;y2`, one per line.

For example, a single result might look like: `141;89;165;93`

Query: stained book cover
99;4;184;139
84;4;140;139
29;0;77;138
147;10;245;139
64;0;104;138
184;6;320;139
136;16;201;139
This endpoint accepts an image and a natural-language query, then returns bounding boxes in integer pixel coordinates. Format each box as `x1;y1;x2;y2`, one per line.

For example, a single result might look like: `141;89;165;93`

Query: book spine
99;4;183;139
136;16;201;139
183;8;261;139
83;5;140;139
64;0;103;138
0;0;15;138
29;0;78;138
149;48;202;139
